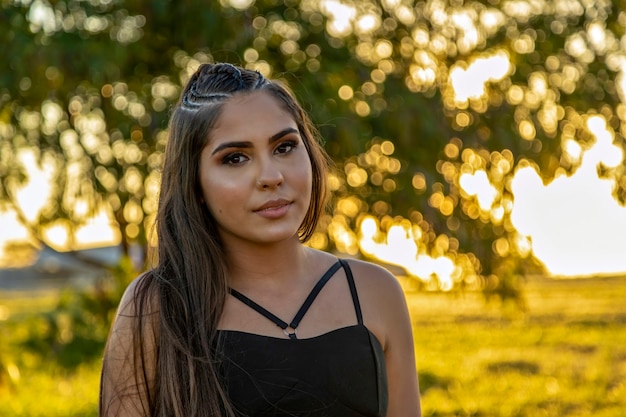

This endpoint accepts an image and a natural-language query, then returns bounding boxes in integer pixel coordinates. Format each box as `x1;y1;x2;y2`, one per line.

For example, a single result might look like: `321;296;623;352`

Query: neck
223;236;313;289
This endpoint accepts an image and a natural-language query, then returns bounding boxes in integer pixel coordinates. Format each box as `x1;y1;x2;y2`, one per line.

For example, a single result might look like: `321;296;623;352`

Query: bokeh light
3;0;626;288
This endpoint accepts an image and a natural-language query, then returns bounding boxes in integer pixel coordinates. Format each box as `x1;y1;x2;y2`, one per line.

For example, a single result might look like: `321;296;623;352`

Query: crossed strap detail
229;259;362;340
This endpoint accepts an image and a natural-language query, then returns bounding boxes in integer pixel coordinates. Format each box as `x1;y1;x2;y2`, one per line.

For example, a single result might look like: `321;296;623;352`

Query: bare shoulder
106;271;160;357
343;258;406;305
342;258;422;416
101;272;159;416
341;258;408;349
115;271;160;320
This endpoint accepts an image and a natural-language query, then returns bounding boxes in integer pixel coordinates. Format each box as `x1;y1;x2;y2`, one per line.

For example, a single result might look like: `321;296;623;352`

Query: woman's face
198;90;313;248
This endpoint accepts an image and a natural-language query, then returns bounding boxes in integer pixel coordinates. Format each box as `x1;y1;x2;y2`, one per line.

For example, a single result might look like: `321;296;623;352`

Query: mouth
253;199;293;218
253;199;292;212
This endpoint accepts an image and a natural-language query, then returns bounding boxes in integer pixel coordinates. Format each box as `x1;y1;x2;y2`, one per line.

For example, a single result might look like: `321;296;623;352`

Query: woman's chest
216;326;388;417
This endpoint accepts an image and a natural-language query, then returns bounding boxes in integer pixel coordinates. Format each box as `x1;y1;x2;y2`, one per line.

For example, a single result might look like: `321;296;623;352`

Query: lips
253;198;292;212
253;199;293;219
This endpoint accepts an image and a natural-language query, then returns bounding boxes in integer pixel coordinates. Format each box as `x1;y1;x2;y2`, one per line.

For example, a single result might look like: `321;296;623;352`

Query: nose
256;159;284;190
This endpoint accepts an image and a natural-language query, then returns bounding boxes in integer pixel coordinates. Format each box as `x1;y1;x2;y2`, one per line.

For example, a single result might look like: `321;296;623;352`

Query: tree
1;0;625;297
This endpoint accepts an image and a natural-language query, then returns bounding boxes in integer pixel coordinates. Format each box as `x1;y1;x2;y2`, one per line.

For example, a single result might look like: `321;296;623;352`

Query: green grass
0;290;100;417
1;275;625;416
406;275;626;416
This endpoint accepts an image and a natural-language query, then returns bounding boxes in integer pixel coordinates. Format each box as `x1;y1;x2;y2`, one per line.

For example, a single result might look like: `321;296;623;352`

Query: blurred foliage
19;255;133;368
0;291;101;416
2;0;626;302
0;257;134;417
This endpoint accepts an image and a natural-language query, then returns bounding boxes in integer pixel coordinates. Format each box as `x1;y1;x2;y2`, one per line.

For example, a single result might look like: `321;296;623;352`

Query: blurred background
1;0;625;415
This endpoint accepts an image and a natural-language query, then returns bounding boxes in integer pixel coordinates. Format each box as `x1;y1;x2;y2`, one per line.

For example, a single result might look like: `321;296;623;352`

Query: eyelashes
220;140;299;166
275;140;297;154
222;152;248;165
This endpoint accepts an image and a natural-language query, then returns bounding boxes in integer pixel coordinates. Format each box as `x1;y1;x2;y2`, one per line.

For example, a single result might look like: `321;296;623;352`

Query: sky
511;116;626;277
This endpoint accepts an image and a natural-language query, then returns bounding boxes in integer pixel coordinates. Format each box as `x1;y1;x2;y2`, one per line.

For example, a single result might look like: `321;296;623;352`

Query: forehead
209;90;298;142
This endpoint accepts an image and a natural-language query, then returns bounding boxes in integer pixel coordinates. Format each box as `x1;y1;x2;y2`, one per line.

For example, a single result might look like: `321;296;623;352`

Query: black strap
229;260;343;339
229;288;291;332
291;260;342;329
339;259;363;325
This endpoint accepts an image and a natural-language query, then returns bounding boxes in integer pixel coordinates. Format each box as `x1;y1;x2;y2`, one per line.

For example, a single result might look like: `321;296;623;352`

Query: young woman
99;63;421;417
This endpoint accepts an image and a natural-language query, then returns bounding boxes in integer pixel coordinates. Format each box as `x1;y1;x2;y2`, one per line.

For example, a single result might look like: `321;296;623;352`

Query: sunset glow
3;0;626;284
3;119;626;278
449;50;511;103
511;116;626;277
359;216;459;290
13;149;55;223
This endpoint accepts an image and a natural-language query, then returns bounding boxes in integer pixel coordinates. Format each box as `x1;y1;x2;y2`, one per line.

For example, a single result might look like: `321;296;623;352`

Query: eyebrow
211;127;300;156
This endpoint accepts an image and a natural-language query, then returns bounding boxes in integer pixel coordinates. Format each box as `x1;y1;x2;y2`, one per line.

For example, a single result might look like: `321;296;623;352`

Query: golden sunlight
43;220;71;249
14;149;55;223
74;208;122;249
449;50;511;103
351;110;626;281
459;169;499;211
40;208;121;251
359;215;458;290
0;210;30;247
319;0;356;38
511;116;626;277
219;0;255;10
0;145;121;260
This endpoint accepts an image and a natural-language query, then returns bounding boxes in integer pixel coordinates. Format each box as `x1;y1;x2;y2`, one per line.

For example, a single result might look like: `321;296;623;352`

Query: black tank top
216;259;388;417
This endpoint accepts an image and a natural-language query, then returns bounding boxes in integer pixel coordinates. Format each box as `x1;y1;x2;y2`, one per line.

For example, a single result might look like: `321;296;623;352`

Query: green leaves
2;0;626;295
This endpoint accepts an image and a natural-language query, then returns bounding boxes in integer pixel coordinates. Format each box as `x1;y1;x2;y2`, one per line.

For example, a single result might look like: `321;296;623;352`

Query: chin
252;227;302;244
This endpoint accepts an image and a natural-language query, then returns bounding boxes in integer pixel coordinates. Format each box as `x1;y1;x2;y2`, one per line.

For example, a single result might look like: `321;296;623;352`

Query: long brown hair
107;63;331;416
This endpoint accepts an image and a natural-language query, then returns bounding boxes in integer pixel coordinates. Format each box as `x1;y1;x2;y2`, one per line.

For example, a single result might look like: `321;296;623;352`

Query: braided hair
182;63;267;108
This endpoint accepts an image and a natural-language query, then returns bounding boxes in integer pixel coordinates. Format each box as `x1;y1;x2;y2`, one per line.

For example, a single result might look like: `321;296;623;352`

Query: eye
275;140;297;155
222;152;249;165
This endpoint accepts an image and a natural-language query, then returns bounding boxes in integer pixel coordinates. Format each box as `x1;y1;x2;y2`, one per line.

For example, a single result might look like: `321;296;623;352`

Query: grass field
1;275;625;416
408;275;626;416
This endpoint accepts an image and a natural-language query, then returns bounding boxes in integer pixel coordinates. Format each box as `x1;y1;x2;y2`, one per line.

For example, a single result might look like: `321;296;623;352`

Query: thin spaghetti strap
339;259;363;325
229;288;291;331
290;260;342;329
228;260;343;339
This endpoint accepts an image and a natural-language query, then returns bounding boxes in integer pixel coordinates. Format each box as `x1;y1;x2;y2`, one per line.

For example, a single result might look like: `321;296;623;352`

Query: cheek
201;176;242;216
301;157;315;192
200;175;221;213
